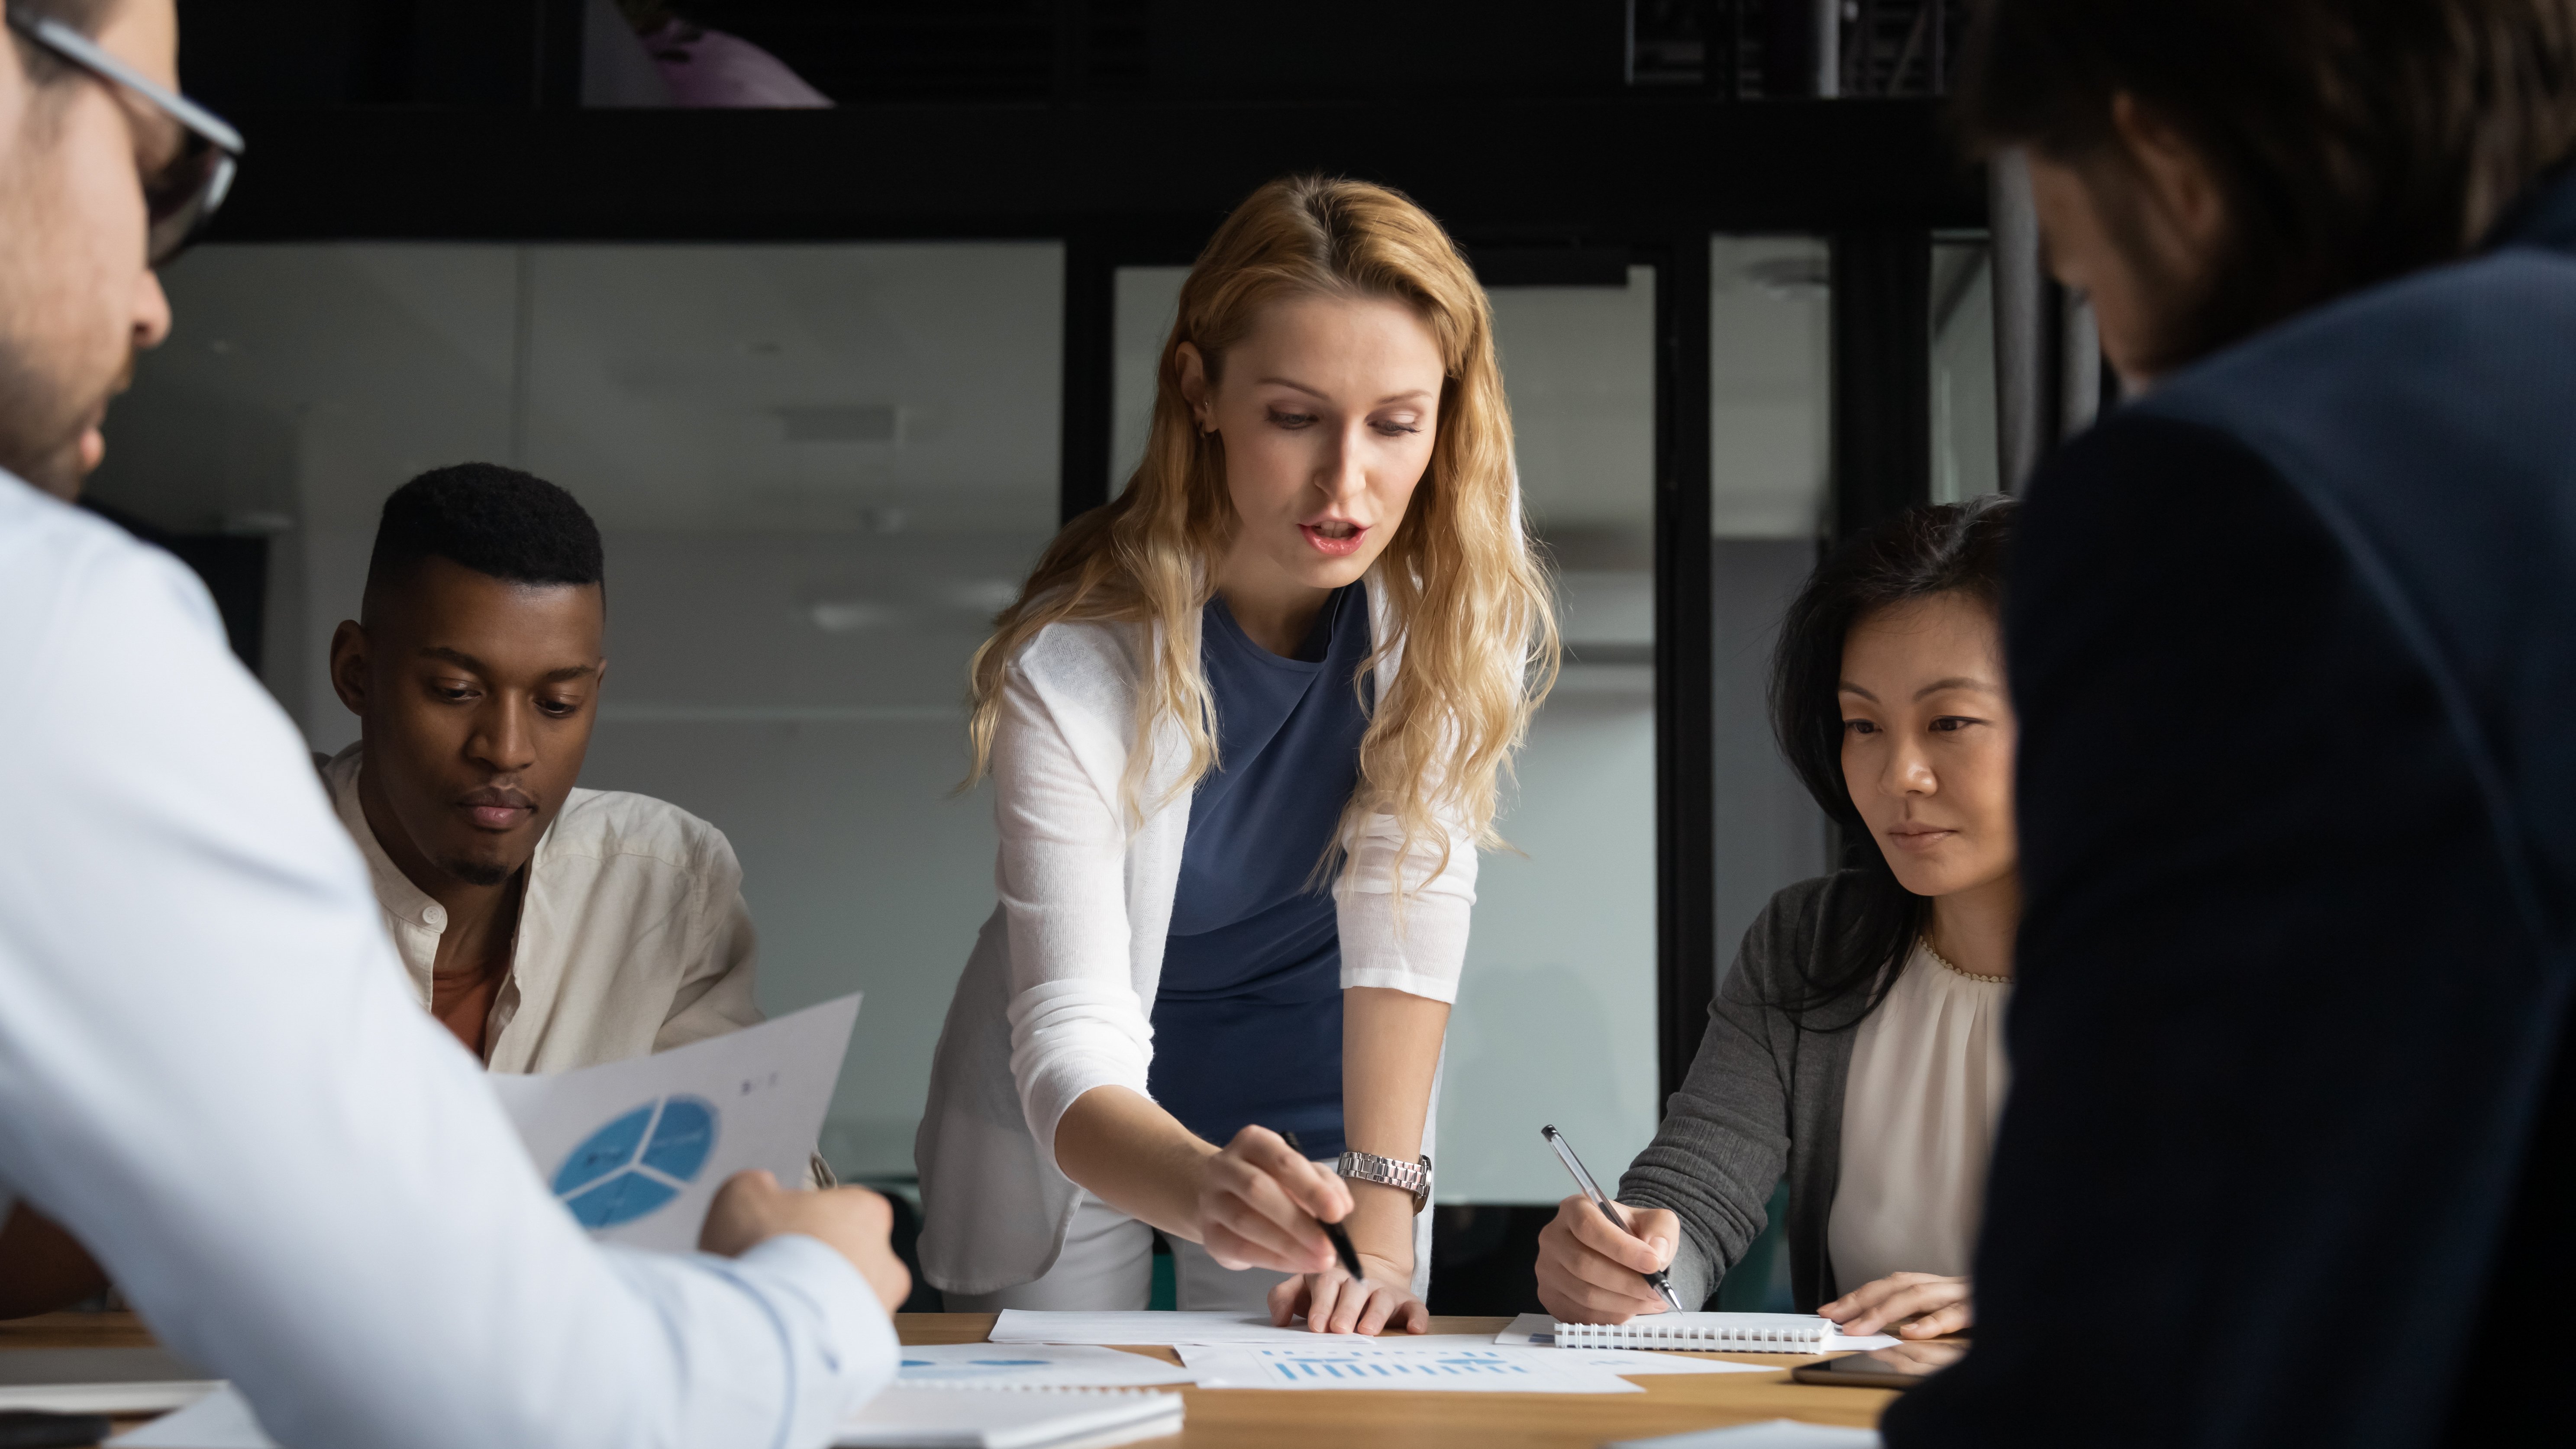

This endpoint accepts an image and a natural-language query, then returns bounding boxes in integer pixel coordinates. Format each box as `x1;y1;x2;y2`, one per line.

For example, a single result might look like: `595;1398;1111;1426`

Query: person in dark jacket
1886;3;2576;1446
1535;498;2022;1342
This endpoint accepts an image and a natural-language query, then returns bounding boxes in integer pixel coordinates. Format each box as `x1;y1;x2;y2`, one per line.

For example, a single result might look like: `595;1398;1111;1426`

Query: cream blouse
1826;942;2013;1292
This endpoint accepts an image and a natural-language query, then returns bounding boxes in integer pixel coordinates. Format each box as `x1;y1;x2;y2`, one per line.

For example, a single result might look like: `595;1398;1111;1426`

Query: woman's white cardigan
915;585;1477;1297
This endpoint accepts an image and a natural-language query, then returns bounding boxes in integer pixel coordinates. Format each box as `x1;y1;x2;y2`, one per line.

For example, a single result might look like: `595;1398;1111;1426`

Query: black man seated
321;464;763;1071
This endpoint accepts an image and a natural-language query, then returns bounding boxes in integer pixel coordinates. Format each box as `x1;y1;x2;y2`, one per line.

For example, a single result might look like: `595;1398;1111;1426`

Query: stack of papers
838;1388;1181;1449
1172;1336;1778;1394
109;1381;1188;1449
982;1313;1782;1395
0;1348;218;1415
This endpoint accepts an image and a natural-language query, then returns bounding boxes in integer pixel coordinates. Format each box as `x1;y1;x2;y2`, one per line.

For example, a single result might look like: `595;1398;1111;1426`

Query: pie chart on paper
552;1095;720;1229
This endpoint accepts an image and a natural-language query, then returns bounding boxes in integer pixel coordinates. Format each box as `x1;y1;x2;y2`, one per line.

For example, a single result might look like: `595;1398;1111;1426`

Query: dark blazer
1887;171;2576;1449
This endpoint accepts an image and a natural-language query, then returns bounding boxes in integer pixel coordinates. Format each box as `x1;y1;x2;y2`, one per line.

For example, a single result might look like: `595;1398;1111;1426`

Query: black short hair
1955;0;2576;373
362;463;604;618
1763;494;2018;1028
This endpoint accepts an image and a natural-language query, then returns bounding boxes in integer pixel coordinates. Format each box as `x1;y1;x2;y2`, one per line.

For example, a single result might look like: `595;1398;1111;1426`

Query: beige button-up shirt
323;743;763;1074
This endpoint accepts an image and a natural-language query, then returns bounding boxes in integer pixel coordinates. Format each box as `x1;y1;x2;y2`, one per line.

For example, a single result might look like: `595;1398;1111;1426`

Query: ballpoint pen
1318;1216;1367;1281
1277;1126;1369;1281
1541;1123;1685;1313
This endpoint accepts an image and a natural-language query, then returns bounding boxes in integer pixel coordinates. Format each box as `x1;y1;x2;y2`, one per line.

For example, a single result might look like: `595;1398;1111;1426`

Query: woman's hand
1534;1193;1680;1324
1268;1251;1430;1335
1819;1272;1972;1338
1194;1125;1353;1275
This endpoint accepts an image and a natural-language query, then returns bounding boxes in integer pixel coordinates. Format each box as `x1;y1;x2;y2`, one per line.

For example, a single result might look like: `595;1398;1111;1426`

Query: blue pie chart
552;1095;720;1229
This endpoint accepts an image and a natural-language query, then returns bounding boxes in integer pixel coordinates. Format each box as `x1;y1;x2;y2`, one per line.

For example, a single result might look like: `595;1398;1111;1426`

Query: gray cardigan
1618;871;1882;1313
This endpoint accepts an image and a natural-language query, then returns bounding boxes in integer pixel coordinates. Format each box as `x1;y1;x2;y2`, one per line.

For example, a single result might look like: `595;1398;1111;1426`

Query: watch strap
1336;1150;1433;1211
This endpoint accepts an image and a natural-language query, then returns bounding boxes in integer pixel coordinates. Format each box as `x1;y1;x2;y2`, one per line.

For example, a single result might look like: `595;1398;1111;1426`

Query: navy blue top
1147;583;1373;1160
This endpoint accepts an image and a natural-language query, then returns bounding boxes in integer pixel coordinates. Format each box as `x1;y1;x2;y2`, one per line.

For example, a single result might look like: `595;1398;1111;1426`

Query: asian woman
1533;495;2017;1341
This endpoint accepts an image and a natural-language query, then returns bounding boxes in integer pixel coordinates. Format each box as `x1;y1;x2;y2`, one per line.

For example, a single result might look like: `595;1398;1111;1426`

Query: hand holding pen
1533;1124;1687;1323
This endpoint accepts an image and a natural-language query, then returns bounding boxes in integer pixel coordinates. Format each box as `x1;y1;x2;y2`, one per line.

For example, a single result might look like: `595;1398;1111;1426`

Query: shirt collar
323;742;448;933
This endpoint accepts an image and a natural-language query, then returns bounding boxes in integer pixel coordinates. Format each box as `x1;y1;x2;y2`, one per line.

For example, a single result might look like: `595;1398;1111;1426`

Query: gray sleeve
1617;890;1811;1310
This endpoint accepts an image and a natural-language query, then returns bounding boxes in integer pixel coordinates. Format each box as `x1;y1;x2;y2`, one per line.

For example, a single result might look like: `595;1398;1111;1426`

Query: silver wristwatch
1336;1150;1433;1212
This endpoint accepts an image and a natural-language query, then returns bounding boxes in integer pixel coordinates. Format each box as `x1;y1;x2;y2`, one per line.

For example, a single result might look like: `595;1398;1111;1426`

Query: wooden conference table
4;1310;1895;1448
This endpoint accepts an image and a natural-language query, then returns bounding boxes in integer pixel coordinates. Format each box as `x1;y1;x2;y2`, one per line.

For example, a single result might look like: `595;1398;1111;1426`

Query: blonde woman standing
916;177;1555;1335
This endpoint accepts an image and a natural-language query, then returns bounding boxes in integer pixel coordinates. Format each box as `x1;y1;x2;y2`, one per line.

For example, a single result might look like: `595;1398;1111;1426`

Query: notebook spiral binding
1552;1317;1835;1350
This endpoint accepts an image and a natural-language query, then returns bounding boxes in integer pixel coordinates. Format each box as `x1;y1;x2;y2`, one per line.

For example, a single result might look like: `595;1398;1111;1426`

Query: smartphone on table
1788;1339;1968;1389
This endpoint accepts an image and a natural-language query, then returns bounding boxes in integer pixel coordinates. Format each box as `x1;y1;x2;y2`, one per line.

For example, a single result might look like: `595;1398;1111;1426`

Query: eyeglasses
5;8;242;265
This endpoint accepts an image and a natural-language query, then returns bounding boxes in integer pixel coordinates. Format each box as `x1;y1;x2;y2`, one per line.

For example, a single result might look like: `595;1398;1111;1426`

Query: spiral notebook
1499;1312;1898;1352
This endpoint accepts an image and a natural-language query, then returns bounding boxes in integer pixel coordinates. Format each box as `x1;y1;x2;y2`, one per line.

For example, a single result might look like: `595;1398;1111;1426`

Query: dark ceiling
175;0;1964;112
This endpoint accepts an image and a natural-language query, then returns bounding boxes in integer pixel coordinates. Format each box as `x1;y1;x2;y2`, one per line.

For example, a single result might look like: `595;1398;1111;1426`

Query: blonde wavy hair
966;175;1559;891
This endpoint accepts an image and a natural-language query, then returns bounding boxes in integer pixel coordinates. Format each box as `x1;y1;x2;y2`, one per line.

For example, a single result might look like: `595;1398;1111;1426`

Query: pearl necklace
1921;938;2011;985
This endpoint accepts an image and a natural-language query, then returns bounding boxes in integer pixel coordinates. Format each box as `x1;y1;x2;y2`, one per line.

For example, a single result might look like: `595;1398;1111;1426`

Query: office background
87;0;2072;1313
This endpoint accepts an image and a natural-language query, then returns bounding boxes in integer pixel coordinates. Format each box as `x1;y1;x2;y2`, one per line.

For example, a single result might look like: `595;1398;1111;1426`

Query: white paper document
1607;1419;1883;1449
837;1387;1183;1449
1495;1311;1898;1352
988;1310;1368;1346
110;1377;1186;1449
1549;1347;1783;1377
1229;1334;1771;1376
0;1348;219;1414
896;1343;1198;1389
1178;1340;1644;1394
487;993;861;1252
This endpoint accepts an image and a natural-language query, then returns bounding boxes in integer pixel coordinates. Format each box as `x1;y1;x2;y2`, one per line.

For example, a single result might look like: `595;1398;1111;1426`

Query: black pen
1318;1214;1367;1281
1276;1127;1367;1281
1541;1123;1684;1313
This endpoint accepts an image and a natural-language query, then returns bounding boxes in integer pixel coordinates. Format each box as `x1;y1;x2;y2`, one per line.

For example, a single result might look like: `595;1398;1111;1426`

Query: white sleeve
990;662;1155;1165
1335;805;1478;1003
0;518;895;1449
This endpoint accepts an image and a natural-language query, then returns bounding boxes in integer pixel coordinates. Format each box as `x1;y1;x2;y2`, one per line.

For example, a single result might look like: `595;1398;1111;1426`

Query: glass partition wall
96;225;1984;1313
1931;235;2000;503
1708;236;1836;967
1446;271;1661;1204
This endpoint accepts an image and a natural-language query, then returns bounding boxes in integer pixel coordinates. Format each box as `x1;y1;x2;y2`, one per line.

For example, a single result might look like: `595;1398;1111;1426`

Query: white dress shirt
1827;943;2013;1291
0;474;894;1449
914;594;1474;1296
322;744;763;1072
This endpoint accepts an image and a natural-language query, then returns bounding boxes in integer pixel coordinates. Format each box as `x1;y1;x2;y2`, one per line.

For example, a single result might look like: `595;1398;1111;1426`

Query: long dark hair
1764;495;2018;1028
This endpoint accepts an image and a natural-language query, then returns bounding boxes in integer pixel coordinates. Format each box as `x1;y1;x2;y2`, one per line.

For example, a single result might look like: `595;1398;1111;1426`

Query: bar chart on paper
1177;1342;1645;1394
1269;1346;1525;1385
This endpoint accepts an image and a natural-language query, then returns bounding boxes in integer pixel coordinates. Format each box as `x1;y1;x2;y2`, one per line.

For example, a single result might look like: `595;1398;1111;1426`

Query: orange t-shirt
430;963;508;1061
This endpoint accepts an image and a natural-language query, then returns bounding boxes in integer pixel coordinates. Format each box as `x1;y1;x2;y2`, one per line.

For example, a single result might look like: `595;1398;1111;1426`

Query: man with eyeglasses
0;3;908;1446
